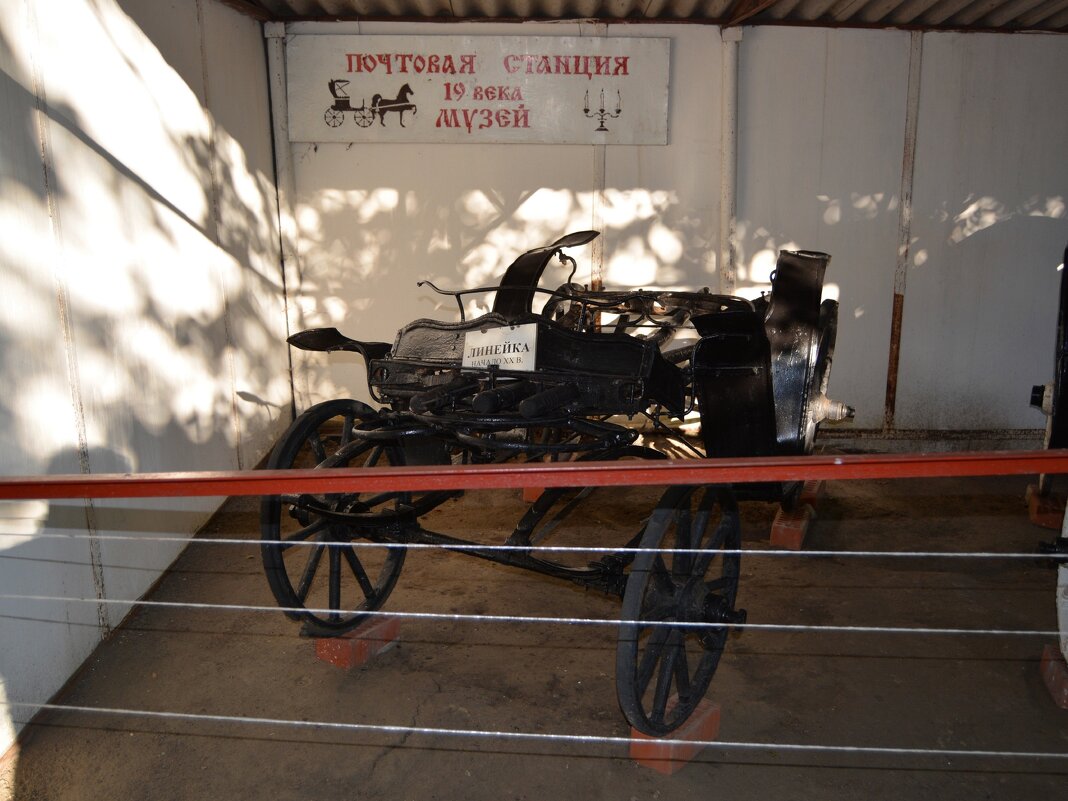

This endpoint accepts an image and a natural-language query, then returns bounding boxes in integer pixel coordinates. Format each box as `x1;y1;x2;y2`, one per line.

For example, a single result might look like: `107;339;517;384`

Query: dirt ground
4;474;1068;800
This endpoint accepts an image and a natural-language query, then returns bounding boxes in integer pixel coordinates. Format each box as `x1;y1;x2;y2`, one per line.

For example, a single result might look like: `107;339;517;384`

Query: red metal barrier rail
0;450;1066;500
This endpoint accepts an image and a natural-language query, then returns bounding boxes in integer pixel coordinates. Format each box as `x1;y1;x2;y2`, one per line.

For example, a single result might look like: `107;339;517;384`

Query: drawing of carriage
324;79;417;129
324;79;375;128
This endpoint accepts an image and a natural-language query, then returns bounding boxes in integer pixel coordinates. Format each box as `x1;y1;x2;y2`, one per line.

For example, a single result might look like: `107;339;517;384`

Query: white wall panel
602;26;721;292
737;26;911;429
0;0;285;758
898;33;1068;430
0;0;101;750
201;0;291;458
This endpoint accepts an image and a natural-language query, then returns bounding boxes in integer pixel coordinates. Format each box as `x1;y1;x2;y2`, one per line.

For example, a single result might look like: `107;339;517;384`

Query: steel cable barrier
1;450;1067;789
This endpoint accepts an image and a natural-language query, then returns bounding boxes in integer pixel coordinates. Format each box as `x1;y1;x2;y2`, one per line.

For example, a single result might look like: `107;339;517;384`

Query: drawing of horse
371;84;416;128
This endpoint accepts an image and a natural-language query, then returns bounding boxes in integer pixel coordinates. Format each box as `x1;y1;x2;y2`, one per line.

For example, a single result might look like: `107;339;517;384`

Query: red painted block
1040;643;1068;710
798;479;825;507
770;503;815;550
522;486;545;503
314;615;400;670
1026;484;1065;530
630;698;721;775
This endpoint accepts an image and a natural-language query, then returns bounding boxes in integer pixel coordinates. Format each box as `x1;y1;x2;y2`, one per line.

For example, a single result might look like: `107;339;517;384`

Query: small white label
462;323;538;372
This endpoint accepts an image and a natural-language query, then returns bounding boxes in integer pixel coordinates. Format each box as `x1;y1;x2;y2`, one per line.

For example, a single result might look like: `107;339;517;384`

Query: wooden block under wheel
630;698;721;775
314;615;400;670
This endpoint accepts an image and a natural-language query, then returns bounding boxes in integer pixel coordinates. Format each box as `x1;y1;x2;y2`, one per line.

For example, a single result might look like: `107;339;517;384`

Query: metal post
264;22;305;412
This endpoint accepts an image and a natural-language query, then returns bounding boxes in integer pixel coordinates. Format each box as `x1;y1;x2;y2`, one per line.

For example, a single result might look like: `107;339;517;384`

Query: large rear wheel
616;485;744;736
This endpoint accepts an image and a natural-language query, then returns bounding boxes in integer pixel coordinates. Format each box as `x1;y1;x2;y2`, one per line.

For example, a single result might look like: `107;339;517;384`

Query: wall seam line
24;0;110;635
265;22;302;418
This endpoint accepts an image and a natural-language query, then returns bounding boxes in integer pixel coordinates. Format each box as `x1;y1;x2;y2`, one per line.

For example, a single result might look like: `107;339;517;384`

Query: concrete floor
4;474;1068;800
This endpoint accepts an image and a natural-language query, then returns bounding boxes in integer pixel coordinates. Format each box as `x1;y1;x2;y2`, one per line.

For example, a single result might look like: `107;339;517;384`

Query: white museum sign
462;323;538;371
285;35;670;145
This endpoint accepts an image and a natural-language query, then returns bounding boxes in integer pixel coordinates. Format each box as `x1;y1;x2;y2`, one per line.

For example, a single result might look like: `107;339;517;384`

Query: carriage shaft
399;525;628;597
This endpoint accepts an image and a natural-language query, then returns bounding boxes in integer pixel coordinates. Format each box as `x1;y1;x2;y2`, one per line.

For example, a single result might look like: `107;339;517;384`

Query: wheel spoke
651;554;675;594
295;542;325;603
693;515;731;577
708;513;730;550
640;602;677;622
340;413;356;446
321;439;374;469
342;545;376;600
280;518;328;551
650;630;682;724
365;444;384;468
704;576;734;593
672;509;693;578
635;625;672;696
673;636;692;701
328;545;342;621
307;431;328;464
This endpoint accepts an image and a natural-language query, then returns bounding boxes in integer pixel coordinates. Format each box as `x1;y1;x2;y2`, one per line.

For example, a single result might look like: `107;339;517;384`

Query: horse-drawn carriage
323;79;416;128
259;231;852;736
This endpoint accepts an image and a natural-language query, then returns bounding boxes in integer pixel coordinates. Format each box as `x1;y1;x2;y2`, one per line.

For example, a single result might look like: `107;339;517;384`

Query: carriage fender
287;327;391;363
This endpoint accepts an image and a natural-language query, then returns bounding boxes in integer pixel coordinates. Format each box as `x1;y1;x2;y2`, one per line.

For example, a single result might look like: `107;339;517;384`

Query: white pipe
719;26;741;295
264;22;306;408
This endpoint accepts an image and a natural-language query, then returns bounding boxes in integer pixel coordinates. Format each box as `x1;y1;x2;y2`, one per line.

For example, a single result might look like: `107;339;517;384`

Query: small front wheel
260;399;407;637
615;486;743;736
354;107;375;128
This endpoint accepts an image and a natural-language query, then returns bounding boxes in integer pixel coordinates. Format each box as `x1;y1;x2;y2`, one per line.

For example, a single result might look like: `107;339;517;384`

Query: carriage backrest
491;231;599;322
329;79;349;99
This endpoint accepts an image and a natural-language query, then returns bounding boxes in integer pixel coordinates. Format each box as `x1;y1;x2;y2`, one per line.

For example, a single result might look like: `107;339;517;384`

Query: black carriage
260;231;851;736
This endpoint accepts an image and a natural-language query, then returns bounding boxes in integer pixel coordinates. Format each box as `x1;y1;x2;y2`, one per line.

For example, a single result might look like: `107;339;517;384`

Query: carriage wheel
354;108;375;128
324;108;344;127
616;485;744;736
260;399;408;637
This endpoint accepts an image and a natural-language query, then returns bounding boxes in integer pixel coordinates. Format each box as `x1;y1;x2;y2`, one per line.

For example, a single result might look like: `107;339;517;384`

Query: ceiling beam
725;0;782;25
217;0;274;21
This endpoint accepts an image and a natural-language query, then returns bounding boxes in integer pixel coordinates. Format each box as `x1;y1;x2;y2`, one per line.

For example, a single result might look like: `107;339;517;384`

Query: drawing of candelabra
583;89;622;132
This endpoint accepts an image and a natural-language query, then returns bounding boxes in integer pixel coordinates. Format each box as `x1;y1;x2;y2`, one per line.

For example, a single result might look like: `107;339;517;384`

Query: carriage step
629;697;721;775
1026;484;1065;530
1040;643;1068;710
314;615;400;670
